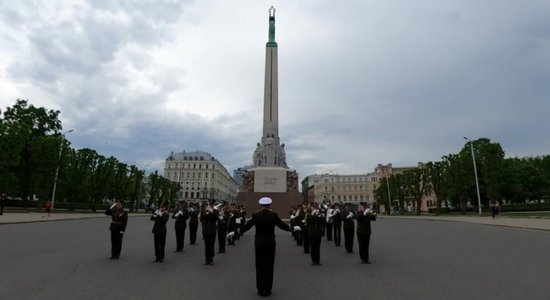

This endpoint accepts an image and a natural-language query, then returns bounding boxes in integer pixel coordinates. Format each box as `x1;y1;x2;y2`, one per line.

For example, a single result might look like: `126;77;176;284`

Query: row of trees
0;100;181;211
375;138;550;214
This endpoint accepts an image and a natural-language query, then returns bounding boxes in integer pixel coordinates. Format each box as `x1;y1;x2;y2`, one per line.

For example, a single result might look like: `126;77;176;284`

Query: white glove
227;231;235;239
293;226;302;231
364;208;372;216
155;209;163;216
347;212;354;219
176;211;183;217
110;203;117;210
120;231;124;234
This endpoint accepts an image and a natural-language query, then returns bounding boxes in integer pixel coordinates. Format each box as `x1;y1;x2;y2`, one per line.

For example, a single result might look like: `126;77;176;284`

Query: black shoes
203;261;213;265
361;260;371;264
154;259;164;263
258;290;272;297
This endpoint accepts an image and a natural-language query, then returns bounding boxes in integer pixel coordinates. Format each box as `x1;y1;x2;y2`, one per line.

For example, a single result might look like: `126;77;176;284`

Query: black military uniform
342;206;355;253
188;203;199;244
301;205;310;253
356;203;376;264
172;203;189;252
332;206;342;246
105;202;128;259
151;206;170;262
307;207;325;266
240;197;290;297
217;207;229;253
200;203;219;265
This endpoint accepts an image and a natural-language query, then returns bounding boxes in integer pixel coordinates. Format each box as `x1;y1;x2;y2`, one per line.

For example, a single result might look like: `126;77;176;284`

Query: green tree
1;100;62;203
425;160;447;212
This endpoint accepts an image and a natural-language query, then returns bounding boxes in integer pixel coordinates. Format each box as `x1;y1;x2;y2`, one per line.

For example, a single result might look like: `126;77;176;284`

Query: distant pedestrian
237;197;291;297
0;193;6;215
151;202;170;262
105;200;128;259
356;202;376;264
43;200;52;217
491;201;500;219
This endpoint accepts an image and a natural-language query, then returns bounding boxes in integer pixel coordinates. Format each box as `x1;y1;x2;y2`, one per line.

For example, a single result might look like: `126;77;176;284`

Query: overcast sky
1;0;549;178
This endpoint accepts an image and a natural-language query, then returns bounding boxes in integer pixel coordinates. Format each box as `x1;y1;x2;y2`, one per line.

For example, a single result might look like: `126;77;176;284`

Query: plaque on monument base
237;168;302;216
251;167;287;193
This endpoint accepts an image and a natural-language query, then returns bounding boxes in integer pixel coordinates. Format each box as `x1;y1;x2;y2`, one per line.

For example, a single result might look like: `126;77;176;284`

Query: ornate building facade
164;151;238;203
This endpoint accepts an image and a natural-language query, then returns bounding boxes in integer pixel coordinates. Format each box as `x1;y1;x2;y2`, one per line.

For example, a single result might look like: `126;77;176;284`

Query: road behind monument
1;216;549;300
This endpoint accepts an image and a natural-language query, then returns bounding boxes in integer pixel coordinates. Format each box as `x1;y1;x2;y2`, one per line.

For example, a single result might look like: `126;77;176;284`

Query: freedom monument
237;7;303;215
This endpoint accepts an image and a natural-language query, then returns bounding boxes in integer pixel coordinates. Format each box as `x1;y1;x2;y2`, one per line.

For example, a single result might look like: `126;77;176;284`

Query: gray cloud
1;0;549;179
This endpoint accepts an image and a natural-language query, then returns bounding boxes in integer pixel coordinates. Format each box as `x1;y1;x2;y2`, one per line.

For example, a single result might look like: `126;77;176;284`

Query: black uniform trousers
344;227;354;253
154;233;166;260
303;229;310;253
295;229;303;246
326;223;333;241
255;243;276;293
189;223;198;244
357;233;371;262
309;234;322;264
203;233;216;263
110;231;123;258
217;223;227;252
333;224;342;246
175;226;186;251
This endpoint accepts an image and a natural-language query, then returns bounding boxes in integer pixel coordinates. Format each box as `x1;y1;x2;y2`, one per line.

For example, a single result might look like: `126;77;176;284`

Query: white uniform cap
259;197;273;205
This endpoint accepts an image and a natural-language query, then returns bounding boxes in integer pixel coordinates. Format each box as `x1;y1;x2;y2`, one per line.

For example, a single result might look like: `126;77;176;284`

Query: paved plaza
1;214;549;300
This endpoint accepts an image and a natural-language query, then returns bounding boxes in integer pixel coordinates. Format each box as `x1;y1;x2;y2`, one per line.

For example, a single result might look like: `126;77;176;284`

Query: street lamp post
385;168;393;215
464;137;482;215
51;129;74;210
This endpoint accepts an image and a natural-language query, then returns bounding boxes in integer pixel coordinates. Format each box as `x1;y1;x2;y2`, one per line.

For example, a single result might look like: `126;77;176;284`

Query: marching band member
217;202;229;253
237;197;290;297
342;203;355;253
105;199;128;259
356;202;376;264
325;201;334;241
307;202;326;265
227;205;238;245
200;200;219;265
332;203;342;247
302;202;310;253
188;202;200;245
289;206;299;241
151;202;170;262
172;201;189;252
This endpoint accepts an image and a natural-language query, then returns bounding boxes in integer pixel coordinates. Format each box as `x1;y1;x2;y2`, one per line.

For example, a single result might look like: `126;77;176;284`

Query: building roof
166;151;215;161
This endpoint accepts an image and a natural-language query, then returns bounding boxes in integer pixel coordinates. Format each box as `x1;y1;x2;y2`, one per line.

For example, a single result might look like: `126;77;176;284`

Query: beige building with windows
302;162;436;213
164;151;238;203
302;173;379;205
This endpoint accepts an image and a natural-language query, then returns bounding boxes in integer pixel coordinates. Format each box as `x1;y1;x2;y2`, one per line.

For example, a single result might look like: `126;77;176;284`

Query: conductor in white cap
237;197;291;297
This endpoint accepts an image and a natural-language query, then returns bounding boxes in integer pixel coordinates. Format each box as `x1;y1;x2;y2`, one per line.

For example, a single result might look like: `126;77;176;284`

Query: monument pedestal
237;168;302;217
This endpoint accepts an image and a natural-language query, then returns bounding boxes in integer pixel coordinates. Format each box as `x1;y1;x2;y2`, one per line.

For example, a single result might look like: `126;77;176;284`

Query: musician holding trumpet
306;202;326;266
172;201;189;252
356;202;376;264
200;200;219;265
151;202;170;263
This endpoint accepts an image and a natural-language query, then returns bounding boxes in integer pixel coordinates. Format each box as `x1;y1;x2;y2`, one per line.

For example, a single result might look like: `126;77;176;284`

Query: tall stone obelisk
237;7;303;215
253;6;287;169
